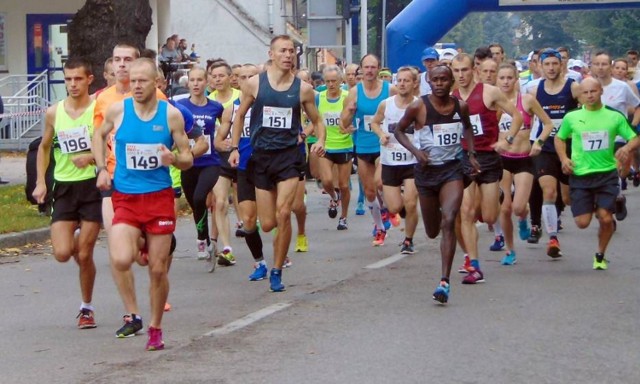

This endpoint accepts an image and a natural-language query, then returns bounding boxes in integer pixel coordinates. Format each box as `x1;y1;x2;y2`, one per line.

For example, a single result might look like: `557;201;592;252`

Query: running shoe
196;239;208;260
146;326;164;351
615;195;627;221
462;268;485;284
557;218;564;231
76;308;97;329
546;237;562;259
518;219;530;241
337;217;348;230
489;234;505;251
390;213;401;227
400;239;415;254
116;314;143;338
381;209;392;230
501;250;517;266
295;234;308;252
621;178;628;191
205;242;217;273
458;254;472;273
249;263;268;281
217;249;237;266
164;302;172;312
235;221;247;237
328;199;338;219
283;257;292;268
432;281;450;304
355;201;365;216
634;172;640;187
593;253;608;270
269;269;285;292
372;229;387;246
527;225;541;244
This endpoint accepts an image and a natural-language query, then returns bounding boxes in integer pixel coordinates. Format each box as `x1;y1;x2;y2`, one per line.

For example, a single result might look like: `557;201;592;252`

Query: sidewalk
0;152;27;186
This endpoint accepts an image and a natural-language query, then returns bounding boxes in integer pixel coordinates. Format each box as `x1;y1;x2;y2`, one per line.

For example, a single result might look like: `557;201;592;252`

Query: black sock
441;277;449;284
245;229;264;262
169;234;177;255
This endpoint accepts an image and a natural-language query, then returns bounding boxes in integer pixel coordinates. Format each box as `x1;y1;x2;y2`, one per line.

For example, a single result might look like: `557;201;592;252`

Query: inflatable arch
386;0;640;71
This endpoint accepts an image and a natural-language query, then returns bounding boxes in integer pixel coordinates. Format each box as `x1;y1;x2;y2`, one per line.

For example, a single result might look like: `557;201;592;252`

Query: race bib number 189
433;122;462;147
126;143;161;170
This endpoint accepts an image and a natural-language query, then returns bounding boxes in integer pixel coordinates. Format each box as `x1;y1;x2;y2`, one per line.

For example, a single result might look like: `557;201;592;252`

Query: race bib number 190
126;143;161;170
263;106;293;129
58;126;91;154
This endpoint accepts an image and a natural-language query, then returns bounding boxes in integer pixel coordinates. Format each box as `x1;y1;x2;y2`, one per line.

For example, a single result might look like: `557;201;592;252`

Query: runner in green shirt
555;78;640;270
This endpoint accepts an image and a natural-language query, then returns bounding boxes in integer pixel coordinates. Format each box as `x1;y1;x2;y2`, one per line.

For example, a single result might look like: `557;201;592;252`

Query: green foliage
565;10;640;57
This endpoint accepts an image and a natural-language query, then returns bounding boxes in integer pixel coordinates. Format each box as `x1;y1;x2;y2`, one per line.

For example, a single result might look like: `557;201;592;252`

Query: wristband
230;146;239;152
95;166;106;176
536;138;545;147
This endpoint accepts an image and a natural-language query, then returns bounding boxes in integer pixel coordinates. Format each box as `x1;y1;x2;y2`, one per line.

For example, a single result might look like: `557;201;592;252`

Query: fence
0;71;50;150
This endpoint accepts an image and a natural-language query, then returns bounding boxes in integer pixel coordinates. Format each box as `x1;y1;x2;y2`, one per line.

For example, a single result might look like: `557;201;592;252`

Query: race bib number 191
126;143;161;170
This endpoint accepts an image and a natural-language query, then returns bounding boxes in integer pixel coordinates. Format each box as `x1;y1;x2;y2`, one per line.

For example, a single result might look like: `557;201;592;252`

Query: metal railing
0;71;49;150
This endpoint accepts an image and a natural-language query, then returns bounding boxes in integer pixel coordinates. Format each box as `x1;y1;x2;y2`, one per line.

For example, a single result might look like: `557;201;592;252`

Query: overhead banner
500;0;638;5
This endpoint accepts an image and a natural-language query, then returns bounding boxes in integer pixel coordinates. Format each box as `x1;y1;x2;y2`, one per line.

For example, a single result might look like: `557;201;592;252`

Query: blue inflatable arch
387;0;640;71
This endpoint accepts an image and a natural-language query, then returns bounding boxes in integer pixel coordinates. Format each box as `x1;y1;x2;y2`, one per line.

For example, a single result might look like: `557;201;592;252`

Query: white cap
440;48;458;60
527;51;535;61
572;59;586;69
568;59;575;68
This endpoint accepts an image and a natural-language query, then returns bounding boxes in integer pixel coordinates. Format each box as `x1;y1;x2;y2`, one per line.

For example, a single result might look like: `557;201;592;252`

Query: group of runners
31;35;640;351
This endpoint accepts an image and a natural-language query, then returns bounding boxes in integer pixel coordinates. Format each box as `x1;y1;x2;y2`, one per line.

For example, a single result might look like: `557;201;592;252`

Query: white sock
542;202;558;237
367;198;385;230
80;302;94;311
494;221;503;237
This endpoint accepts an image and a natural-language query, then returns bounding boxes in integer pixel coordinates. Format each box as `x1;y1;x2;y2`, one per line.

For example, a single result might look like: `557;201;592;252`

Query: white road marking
365;252;410;269
203;302;292;337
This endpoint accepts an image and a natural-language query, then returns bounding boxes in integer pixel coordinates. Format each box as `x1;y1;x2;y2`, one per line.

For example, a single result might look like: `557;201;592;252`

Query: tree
516;11;579;54
68;0;152;93
565;10;640;57
442;13;485;54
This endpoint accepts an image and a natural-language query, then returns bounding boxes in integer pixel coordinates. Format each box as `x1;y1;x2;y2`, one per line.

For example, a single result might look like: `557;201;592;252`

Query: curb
0;227;50;249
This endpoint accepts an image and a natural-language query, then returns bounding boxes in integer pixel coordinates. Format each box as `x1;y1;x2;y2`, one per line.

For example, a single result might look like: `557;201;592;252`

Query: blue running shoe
381;209;392;230
249;263;268;281
372;225;378;237
432;281;450;304
356;202;365;216
269;269;285;292
501;250;517;265
518;219;530;241
489;234;505;251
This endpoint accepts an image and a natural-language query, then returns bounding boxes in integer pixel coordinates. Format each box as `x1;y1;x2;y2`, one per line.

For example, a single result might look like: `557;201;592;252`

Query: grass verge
0;184;49;234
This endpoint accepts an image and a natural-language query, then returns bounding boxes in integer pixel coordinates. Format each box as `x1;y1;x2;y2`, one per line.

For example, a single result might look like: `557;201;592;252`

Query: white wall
0;0;85;77
163;0;289;66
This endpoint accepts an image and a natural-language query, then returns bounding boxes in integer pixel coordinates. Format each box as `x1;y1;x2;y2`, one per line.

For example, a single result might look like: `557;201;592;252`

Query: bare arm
215;106;233;152
301;82;326;154
339;87;357;132
165;105;193;170
229;77;256;167
394;99;426;164
524;94;554;155
554;136;573;175
32;106;56;203
460;101;481;174
370;100;388;145
91;101;120;190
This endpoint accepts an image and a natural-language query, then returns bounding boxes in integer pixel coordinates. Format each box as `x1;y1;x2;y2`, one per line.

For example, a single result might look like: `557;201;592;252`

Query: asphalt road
1;176;639;384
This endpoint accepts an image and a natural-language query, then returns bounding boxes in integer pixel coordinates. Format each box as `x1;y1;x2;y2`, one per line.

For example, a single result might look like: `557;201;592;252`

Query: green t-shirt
557;105;637;176
53;100;96;182
316;89;352;151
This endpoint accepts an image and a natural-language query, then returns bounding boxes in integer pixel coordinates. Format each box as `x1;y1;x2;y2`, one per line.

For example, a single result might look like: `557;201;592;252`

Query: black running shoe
527;225;541;244
115;314;143;338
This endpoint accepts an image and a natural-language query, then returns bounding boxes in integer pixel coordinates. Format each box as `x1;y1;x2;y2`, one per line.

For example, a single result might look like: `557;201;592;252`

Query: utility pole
360;0;367;55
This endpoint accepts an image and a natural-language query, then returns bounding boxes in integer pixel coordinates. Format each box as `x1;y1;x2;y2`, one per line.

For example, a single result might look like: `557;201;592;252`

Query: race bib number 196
126;143;161;170
58;126;91;154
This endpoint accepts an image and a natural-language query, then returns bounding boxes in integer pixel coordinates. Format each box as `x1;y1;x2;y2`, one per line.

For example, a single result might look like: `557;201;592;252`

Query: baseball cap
572;59;586;69
421;47;439;61
440;48;458;61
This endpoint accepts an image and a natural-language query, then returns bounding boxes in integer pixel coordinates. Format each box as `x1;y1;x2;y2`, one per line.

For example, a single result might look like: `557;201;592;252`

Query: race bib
581;131;609;151
433;122;462;147
324;111;341;127
262;106;292;129
233;105;252;138
363;115;374;132
550;119;563;137
385;141;414;165
125;143;161;170
469;114;484;136
498;113;512;133
58;126;91;154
